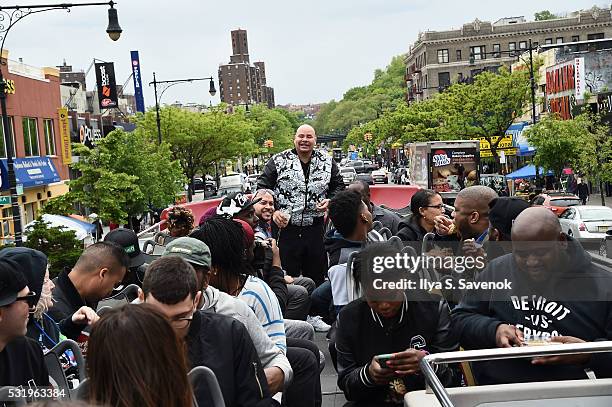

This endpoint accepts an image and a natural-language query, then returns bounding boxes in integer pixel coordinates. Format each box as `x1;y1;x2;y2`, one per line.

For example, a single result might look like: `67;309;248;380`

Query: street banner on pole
57;107;71;165
574;57;585;100
130;51;145;113
95;62;118;109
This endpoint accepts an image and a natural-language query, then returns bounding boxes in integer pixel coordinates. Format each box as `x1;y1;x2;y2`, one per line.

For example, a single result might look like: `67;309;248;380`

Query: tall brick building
405;6;612;102
218;29;275;108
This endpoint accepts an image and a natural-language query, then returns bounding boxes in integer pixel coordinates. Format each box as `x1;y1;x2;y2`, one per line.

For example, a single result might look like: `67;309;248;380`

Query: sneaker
307;315;331;332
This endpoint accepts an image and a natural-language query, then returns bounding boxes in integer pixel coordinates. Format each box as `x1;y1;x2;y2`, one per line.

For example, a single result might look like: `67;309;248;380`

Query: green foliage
135;105;293;197
23;220;83;279
345;66;532;156
314;56;406;136
524;114;589;180
534;10;558;21
44;129;184;224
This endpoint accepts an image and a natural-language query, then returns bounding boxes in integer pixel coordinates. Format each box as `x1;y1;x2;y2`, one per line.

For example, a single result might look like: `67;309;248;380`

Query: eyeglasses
15;291;37;310
170;315;193;329
424;204;444;209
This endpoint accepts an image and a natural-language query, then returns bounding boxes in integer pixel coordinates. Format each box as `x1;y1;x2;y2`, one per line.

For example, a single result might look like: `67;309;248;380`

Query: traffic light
364;132;372;142
263;139;274;148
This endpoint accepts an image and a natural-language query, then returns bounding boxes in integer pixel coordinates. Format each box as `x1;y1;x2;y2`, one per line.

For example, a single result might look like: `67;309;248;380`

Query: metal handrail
420;341;612;407
137;219;166;238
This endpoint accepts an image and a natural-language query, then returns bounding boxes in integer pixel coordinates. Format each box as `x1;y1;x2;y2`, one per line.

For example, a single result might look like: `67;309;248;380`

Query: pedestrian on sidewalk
577;179;589;205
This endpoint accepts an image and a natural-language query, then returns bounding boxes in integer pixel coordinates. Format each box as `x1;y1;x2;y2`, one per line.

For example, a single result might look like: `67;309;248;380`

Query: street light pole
152;72;162;145
0;1;122;245
148;75;217;144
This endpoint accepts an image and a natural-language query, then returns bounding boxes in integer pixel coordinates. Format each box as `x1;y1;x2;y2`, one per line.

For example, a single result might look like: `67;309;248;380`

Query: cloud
1;0;602;106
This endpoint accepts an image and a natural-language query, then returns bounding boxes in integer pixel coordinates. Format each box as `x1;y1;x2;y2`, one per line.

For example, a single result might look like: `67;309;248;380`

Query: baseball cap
217;192;262;218
162;237;211;268
104;228;152;268
489;197;531;237
234;219;255;249
0;257;28;307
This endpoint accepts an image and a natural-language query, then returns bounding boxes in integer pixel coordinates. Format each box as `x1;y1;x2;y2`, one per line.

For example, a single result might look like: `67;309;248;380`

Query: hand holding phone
375;353;394;369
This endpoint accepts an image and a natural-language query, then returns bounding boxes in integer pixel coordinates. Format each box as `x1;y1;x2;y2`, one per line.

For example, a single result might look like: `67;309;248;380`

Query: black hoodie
452;237;612;384
324;230;363;268
0;248;62;351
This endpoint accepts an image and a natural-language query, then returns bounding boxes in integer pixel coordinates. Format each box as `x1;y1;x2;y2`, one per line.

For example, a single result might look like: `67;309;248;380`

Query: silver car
340;167;357;184
559;206;612;245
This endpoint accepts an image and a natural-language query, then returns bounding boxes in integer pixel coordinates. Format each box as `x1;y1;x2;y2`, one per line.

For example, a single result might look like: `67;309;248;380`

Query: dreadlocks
189;216;247;296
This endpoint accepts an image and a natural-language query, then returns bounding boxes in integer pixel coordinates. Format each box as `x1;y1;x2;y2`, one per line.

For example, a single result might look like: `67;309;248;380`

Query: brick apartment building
405;6;612;102
218;29;275;108
0;50;71;240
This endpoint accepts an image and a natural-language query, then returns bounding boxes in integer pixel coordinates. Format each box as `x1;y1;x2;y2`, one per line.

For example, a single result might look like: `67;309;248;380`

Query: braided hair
189;216;248;296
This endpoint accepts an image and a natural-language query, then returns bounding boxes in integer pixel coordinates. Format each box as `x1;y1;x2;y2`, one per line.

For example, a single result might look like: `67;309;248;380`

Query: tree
136;106;258;199
314;55;406;135
524;115;587;183
23;219;83;279
535;10;558;21
45;129;184;226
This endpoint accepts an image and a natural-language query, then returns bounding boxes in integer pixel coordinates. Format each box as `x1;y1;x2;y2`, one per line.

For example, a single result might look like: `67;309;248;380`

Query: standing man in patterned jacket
258;124;344;286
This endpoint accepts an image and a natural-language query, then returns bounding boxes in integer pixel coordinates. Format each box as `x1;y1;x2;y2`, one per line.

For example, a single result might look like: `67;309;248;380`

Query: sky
2;0;608;107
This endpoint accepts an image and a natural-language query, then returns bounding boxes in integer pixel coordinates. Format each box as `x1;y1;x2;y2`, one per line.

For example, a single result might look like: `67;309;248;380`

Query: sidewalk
586;194;612;208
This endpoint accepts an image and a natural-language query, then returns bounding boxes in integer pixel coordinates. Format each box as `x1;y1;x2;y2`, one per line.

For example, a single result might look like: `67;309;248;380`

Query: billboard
95;62;118;109
130;51;145;113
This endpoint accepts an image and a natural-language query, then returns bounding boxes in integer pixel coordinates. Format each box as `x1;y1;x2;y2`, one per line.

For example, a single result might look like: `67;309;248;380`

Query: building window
508;42;516;52
533;41;539;47
457;72;464;83
44;119;55;156
438;72;451;88
456;49;462;61
556;37;564;44
0;117;15;159
470;45;486;60
519;41;527;50
22;118;39;157
545;38;553;45
492;44;501;58
587;33;604;40
437;49;449;63
571;35;579;42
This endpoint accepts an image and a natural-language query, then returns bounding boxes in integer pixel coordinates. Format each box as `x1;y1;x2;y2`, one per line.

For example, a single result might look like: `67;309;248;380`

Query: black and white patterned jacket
257;148;344;226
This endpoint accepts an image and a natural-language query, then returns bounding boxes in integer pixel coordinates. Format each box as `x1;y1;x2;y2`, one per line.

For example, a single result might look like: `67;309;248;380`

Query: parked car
530;192;581;216
204;180;217;197
356;173;374;185
192;177;205;192
371;169;389;184
363;160;378;172
340;167;357;185
345;160;366;174
559;206;612;247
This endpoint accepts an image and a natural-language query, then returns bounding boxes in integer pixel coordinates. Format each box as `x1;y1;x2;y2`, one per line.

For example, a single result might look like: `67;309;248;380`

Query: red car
530;192;581;216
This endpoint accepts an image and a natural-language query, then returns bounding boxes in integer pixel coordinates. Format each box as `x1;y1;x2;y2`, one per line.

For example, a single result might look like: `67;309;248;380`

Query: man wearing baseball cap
217;192;262;228
0;257;49;387
162;237;292;397
105;228;155;286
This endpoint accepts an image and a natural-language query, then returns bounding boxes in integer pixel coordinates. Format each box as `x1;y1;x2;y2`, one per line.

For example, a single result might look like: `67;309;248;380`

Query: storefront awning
0;157;61;190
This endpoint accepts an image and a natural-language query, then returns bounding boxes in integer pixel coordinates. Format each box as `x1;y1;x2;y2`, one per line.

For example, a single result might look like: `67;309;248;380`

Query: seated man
0;257;49;389
253;189;316;324
336;243;461;406
217;191;261;228
348;180;402;235
452;207;612;385
311;190;372;325
49;241;129;341
161;237;293;396
141;256;275;407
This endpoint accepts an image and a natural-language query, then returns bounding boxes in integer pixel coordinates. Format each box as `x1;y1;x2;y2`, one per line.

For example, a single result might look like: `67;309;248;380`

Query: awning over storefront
506;164;553;180
0;157;61;190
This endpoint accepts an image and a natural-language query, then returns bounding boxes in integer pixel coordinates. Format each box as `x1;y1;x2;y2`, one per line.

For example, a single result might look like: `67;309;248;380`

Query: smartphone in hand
375;353;394;369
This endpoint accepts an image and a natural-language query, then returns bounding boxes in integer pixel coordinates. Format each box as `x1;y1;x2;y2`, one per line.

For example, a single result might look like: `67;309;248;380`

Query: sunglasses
15;291;37;310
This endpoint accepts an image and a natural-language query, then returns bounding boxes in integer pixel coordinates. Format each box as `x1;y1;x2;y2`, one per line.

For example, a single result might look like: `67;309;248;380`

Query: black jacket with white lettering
335;291;462;406
452;237;612;384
